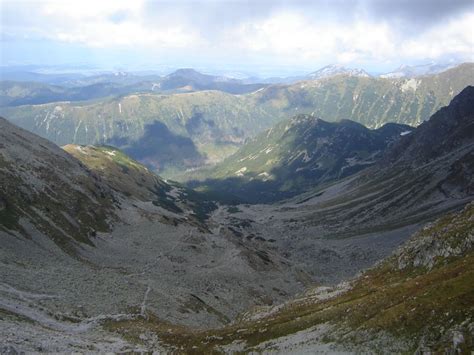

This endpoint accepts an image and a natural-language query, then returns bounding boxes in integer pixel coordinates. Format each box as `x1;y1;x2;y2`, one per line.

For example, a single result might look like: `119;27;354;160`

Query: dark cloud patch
141;0;473;36
142;0;280;29
365;0;474;25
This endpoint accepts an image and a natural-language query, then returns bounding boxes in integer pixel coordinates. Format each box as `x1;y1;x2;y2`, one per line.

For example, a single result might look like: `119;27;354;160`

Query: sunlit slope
191;116;412;201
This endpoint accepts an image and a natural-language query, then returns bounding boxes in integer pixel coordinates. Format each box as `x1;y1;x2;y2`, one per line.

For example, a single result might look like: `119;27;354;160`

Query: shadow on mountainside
187;120;412;204
189;87;474;210
107;120;206;174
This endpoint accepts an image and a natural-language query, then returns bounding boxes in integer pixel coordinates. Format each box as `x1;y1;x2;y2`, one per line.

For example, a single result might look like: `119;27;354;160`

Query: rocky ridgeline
396;202;474;270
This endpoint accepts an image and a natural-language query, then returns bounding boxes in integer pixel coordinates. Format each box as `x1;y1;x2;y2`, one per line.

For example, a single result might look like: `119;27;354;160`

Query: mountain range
189;117;413;202
380;62;458;78
307;64;370;80
0;69;267;107
1;63;472;177
195;85;473;203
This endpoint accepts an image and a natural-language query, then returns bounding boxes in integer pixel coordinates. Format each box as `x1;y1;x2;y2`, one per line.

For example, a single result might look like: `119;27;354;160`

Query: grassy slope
104;202;474;353
64;144;170;201
254;63;474;129
187;116;411;200
64;144;217;224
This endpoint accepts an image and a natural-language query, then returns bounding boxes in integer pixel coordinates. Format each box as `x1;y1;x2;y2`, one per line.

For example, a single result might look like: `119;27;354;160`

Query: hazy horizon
1;0;473;77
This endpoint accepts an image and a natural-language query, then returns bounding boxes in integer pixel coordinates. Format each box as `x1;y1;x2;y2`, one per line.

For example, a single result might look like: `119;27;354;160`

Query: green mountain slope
1;63;472;176
193;85;474;204
63;144;217;222
0;90;273;172
251;62;474;129
190;116;412;202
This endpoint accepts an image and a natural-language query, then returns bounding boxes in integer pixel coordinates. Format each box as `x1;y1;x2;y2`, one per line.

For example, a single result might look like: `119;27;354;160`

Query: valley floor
1;196;472;353
0;176;447;353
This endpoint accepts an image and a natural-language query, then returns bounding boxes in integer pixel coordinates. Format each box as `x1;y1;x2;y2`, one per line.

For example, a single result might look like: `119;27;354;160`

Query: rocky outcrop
396;202;474;270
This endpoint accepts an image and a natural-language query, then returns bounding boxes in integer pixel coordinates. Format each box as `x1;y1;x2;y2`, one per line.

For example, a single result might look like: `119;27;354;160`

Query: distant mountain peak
308;64;370;80
380;62;458;78
168;68;202;76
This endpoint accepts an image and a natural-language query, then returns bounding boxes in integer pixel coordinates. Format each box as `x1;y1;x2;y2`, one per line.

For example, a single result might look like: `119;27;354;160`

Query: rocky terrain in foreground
122;201;471;353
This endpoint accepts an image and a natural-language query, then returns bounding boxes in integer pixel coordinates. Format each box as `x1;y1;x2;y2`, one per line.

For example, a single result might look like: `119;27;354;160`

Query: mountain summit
380;62;458;78
307;64;370;80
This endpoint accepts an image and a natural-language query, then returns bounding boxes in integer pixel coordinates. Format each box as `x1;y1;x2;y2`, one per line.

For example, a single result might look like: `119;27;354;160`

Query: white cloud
399;12;474;61
223;12;394;64
52;21;201;48
3;0;203;49
224;10;473;65
1;0;473;68
40;0;143;20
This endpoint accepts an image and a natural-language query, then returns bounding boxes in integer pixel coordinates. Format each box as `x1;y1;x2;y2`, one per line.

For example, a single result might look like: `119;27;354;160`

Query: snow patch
401;79;420;92
235;167;247;176
166;187;181;199
257;172;272;181
75;146;86;154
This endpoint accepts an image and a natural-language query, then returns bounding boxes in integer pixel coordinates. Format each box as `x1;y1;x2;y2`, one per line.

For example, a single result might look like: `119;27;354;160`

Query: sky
1;0;473;76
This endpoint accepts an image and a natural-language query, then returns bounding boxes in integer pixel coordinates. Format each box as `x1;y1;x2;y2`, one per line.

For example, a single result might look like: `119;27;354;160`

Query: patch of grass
0;204;19;231
226;206;240;214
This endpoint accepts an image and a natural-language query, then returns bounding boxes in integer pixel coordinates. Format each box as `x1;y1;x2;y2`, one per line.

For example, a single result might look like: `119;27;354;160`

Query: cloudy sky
1;0;473;75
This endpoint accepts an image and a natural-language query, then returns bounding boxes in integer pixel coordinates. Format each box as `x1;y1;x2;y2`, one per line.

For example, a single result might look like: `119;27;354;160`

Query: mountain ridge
1;63;472;177
189;115;413;202
307;64;370;80
380;62;459;78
